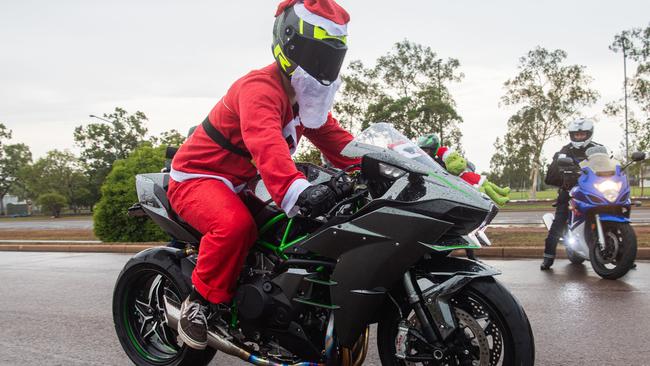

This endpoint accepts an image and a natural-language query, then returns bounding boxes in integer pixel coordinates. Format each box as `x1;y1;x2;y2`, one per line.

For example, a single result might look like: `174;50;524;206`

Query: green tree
0;125;33;215
94;144;169;242
151;129;186;147
489;128;535;190
18;150;92;213
335;40;464;146
500;47;599;198
37;192;67;218
74;107;149;204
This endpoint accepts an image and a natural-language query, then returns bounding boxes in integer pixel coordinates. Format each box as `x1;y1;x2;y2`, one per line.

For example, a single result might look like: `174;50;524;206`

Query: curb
452;247;650;260
1;243;649;260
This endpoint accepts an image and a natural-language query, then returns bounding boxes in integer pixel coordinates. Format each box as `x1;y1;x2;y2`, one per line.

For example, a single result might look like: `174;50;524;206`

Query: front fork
594;214;607;251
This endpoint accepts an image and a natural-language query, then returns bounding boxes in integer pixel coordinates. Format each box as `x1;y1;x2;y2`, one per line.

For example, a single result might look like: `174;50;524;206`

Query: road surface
0;252;648;365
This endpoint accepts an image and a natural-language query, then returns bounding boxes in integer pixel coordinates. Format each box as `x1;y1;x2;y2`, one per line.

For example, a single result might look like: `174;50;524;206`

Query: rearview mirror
631;151;646;162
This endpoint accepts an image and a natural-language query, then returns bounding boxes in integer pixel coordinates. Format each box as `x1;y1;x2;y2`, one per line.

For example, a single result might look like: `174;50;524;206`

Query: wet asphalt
0;252;648;366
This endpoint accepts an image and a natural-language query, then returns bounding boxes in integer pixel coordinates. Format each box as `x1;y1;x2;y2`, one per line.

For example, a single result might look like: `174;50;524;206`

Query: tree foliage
0;124;32;215
335;40;464;147
37;192;67;218
18;150;93;212
608;23;650;161
498;47;599;197
94;144;169;242
74;107;149;204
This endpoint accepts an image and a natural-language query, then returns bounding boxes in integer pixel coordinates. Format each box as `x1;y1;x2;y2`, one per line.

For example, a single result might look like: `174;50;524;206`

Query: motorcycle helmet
273;0;349;85
568;118;594;149
417;133;441;154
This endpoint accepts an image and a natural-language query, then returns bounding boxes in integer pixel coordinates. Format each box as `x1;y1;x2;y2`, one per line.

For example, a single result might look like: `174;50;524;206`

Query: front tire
113;250;216;366
589;223;637;280
377;277;534;366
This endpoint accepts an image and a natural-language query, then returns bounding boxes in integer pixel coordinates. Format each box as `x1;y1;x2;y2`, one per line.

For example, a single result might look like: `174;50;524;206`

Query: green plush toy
480;180;511;206
444;151;468;176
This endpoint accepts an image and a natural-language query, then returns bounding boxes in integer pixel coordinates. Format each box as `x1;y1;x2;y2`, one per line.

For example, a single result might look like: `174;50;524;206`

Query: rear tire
377;277;534;365
589;223;637;280
113;249;216;366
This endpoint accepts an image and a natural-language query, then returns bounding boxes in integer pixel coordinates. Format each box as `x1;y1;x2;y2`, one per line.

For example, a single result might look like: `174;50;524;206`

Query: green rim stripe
123;290;163;362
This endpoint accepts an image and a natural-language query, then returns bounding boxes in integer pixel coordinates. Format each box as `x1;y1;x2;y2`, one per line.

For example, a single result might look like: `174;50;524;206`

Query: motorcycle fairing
598;214;630;223
299;205;454;346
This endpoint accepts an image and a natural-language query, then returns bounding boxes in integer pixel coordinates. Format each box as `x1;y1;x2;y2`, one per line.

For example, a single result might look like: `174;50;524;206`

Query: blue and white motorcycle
543;147;643;279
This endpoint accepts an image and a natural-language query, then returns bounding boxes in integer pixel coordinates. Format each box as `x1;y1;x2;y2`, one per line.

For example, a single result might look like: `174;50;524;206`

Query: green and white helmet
417;133;441;152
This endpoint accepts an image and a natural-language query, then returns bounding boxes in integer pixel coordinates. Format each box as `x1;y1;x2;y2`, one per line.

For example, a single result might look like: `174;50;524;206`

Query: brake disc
454;308;490;366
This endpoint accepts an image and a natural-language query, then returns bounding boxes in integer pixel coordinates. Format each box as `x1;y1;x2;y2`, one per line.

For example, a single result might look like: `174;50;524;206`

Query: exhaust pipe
163;297;322;366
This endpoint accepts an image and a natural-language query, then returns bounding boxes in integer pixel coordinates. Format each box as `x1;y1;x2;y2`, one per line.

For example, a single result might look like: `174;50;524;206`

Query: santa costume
168;0;357;305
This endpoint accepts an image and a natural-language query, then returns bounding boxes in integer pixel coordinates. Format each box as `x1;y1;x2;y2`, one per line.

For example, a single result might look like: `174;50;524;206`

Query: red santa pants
167;178;257;304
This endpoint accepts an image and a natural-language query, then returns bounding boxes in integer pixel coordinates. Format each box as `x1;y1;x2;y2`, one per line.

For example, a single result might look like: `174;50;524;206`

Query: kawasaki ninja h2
113;123;535;365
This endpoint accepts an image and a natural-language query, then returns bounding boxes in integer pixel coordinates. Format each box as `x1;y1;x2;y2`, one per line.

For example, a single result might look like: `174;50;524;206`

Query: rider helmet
417;133;441;154
273;0;349;85
567;118;594;149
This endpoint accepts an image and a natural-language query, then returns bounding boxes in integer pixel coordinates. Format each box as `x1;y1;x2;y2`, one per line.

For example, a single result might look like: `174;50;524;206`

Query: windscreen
342;122;445;174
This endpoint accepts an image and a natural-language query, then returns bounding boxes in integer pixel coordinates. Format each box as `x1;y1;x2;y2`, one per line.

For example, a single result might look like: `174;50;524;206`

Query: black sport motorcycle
113;123;535;365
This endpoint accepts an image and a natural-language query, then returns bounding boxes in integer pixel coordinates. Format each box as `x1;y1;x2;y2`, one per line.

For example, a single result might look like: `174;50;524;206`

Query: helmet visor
285;34;347;84
570;130;592;142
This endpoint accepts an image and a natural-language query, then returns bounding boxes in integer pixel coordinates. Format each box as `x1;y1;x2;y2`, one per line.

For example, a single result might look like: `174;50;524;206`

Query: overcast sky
1;0;649;171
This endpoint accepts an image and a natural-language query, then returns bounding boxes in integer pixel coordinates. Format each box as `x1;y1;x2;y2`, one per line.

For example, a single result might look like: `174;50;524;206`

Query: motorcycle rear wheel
113;252;216;366
589;223;637;280
377;277;534;366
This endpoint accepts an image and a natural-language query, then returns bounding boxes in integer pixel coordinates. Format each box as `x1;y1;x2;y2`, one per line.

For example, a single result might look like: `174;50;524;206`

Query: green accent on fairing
293;297;341;310
427;172;471;198
425;243;482;252
123;290;166;362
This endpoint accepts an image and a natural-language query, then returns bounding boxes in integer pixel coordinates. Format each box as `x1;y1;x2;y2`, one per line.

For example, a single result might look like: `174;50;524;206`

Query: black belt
201;117;252;159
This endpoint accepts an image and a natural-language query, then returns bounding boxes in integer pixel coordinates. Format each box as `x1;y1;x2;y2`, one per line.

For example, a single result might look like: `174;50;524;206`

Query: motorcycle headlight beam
594;180;622;203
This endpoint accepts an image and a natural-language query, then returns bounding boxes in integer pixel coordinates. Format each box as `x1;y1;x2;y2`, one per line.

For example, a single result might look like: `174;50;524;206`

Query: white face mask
290;66;341;129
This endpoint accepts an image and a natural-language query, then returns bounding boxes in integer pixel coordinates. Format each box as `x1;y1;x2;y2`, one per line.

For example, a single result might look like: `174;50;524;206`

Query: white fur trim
170;168;246;193
282;117;302;155
477;175;487;188
281;178;311;217
441;148;455;162
294;3;347;36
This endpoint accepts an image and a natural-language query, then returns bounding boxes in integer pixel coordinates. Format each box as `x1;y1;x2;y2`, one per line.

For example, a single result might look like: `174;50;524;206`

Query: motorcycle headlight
378;163;407;179
594;180;622;203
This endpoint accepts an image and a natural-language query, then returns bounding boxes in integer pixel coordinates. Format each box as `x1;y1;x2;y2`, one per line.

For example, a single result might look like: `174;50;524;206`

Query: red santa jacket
171;63;359;215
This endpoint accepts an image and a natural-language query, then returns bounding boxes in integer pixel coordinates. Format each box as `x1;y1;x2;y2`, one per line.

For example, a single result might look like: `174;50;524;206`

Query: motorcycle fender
598;214;630;223
130;246;195;285
415;257;501;340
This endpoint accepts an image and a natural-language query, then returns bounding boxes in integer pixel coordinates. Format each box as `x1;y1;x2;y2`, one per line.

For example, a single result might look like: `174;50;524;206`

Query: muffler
163;296;322;366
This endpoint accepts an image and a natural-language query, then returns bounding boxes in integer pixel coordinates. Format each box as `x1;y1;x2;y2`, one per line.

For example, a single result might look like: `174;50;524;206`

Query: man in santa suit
168;0;358;349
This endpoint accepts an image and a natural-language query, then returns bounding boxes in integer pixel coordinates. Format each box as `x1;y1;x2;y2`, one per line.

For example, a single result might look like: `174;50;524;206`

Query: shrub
93;144;169;242
37;192;67;217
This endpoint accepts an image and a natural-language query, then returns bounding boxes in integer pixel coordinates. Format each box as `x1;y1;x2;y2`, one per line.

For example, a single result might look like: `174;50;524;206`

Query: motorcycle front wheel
589;222;637;280
112;253;216;366
377;277;534;366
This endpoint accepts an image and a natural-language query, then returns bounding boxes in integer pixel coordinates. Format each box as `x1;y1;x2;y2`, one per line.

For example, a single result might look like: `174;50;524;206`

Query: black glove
297;184;337;218
328;175;354;199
